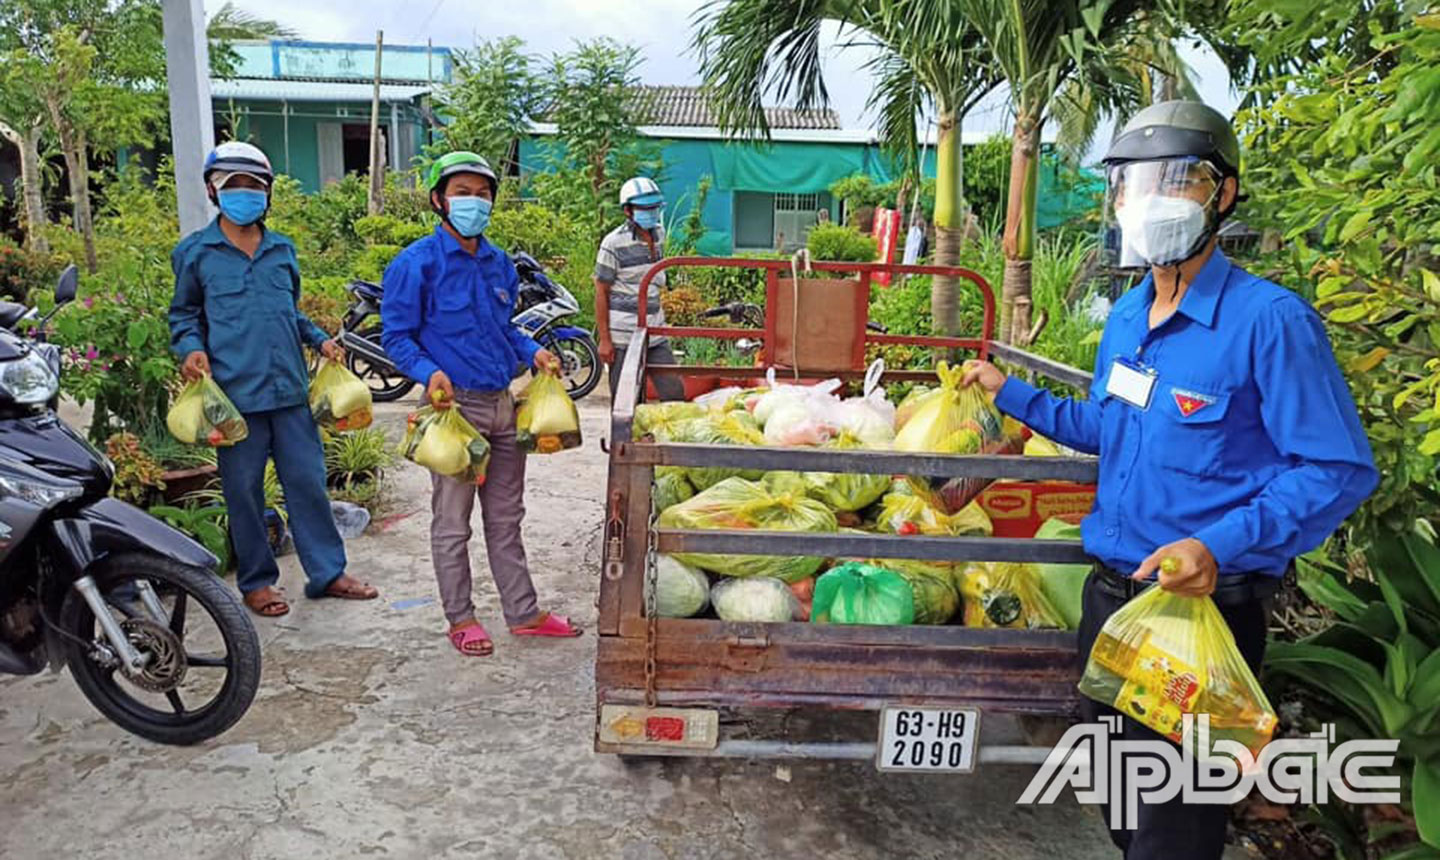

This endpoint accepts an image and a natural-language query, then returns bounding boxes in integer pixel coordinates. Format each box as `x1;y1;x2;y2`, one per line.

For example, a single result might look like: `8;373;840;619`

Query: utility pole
367;30;385;215
161;0;216;235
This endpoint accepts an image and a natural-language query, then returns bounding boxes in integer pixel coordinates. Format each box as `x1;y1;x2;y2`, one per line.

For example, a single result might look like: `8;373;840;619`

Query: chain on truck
595;255;1098;773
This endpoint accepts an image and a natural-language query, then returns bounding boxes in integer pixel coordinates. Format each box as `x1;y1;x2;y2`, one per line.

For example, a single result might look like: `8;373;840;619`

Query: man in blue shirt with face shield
965;102;1377;859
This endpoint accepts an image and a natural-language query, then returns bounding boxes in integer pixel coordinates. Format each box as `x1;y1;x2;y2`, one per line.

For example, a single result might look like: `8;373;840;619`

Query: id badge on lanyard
1106;355;1158;410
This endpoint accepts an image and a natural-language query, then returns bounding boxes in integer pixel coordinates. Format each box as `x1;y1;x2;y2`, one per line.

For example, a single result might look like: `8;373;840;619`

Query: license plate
876;706;981;773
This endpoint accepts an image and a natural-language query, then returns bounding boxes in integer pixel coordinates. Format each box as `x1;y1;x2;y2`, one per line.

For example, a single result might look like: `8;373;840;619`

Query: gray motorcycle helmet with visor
1102;101;1241;269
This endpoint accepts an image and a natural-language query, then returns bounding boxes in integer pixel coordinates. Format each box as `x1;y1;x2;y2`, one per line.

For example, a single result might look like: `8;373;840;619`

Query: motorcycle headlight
0;349;60;405
0;466;83;508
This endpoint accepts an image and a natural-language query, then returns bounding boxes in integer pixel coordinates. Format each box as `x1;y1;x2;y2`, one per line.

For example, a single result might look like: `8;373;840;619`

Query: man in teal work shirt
965;103;1376;859
169;142;379;617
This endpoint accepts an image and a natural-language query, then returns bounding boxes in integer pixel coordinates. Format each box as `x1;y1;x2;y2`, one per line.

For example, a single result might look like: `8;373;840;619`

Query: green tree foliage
428;37;543;175
1236;5;1440;537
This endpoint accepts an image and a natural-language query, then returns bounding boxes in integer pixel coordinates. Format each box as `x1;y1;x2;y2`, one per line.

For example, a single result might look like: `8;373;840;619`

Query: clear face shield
1103;157;1223;269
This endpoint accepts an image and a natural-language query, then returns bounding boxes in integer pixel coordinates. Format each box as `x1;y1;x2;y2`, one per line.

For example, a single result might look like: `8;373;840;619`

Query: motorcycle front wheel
60;554;261;746
346;325;416;402
546;333;602;401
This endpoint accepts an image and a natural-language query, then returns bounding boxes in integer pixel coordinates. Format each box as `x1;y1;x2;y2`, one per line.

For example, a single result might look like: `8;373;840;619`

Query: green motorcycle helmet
427;151;499;198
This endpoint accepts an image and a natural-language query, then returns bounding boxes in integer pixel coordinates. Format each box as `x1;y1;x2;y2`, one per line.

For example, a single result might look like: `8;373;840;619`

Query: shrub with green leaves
806;224;878;263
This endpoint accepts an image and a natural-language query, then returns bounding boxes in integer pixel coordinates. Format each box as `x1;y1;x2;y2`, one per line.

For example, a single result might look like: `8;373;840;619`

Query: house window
774;192;823;252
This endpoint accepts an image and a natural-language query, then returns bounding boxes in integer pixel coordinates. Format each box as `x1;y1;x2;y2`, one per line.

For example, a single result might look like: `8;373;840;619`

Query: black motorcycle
339;251;602;402
0;267;261;745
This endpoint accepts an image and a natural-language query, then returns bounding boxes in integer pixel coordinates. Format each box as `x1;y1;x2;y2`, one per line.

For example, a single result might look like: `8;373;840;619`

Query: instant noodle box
978;481;1097;539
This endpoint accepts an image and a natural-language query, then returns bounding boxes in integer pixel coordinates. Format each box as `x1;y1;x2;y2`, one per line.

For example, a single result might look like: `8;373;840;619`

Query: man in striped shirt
594;176;685;401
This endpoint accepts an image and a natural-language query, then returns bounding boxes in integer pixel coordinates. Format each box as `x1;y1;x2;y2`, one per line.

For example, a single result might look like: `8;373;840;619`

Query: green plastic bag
812;562;915;625
1034;518;1089;630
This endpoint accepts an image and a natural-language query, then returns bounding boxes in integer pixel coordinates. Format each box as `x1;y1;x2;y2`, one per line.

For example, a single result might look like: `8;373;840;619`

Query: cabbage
761;471;809;497
657;477;837;582
414;421;472;475
653;468;695;513
803;434;889;512
653;413;766;490
711;576;799;623
649;556;711;618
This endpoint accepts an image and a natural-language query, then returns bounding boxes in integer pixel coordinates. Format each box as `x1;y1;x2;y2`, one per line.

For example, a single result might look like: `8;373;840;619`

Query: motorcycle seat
0;301;28;331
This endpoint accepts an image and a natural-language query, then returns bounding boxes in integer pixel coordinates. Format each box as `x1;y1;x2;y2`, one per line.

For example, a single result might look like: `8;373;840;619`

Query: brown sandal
322;574;379;600
243;586;290;617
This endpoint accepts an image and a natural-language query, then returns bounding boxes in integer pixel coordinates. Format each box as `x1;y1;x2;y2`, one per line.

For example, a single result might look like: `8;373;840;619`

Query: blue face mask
216;189;268;226
446;196;493;238
631;207;663;230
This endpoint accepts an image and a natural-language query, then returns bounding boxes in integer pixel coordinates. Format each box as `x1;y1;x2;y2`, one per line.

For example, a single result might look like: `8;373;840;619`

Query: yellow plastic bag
516;372;581;454
309;359;374;432
1079;579;1277;759
657;476;837;582
803;432;890;512
167;377;249;447
958;562;1062;629
894;362;1004;454
401;406;491;484
877;493;993;537
653;412;766;490
634;401;706;439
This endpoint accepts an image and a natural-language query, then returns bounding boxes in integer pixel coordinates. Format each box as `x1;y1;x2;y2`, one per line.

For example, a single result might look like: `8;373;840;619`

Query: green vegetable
890;567;960;625
649;556;710;618
711;576;799;623
653;468;695;513
658;477;837;583
803;433;890;512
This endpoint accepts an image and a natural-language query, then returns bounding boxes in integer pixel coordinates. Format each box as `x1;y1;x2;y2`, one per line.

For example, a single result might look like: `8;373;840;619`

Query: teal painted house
209;40;451;192
521;87;1085;256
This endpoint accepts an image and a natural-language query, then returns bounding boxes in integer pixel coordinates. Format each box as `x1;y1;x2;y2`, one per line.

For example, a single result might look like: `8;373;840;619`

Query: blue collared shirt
994;250;1377;577
380;226;540;393
168;219;330;414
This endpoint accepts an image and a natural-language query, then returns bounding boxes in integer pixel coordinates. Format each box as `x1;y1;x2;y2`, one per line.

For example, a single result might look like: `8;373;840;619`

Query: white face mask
1115;193;1208;265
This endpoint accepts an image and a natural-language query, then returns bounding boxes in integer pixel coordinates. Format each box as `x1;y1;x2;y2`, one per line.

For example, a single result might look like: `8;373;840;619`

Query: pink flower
85;346;98;360
113;292;125;304
99;363;110;371
82;297;94;309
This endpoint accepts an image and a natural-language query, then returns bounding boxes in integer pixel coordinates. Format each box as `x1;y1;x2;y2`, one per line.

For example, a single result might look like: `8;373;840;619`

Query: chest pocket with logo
1148;384;1233;477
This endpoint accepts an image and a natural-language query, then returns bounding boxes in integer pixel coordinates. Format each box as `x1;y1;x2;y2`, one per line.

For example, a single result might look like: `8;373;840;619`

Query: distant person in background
594;177;684;402
169;141;378;618
816;208;831;225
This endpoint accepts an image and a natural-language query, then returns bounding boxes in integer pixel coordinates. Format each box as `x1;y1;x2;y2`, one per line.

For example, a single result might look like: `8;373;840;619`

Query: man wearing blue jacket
170;142;379;617
382;151;581;658
965;103;1377;859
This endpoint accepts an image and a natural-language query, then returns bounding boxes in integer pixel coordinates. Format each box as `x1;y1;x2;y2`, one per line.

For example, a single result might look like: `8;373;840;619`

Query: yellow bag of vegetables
877;493;992;537
401;406;491;485
958;562;1062;629
803;433;890;512
658;476;837;582
167;376;248;447
516;372;581;454
634;401;706;439
309;359;374;432
894;362;1004;454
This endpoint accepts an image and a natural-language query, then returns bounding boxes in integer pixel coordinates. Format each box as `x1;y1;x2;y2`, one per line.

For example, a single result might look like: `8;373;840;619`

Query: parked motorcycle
0;267;261;745
339;251;602;402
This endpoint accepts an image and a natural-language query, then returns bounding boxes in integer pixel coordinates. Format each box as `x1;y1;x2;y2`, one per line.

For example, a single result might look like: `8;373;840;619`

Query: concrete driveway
0;393;1131;860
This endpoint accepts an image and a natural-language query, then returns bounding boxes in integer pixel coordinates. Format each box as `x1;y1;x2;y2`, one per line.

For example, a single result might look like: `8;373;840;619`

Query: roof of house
639;85;840;130
209;77;432;104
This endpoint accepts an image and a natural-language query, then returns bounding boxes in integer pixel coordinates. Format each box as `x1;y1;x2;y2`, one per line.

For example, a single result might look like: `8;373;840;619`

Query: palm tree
206;2;297;42
693;0;1002;338
951;0;1169;340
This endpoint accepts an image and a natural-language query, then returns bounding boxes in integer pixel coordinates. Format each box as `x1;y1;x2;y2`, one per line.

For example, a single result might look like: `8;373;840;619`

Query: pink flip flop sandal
448;621;494;657
510;612;583;638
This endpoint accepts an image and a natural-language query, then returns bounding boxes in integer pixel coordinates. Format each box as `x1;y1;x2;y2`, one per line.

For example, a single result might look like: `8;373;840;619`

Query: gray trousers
609;341;686;402
429;388;540;627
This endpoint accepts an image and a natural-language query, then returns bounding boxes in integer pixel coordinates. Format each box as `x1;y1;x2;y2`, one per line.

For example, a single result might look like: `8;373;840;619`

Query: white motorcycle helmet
618;177;663;208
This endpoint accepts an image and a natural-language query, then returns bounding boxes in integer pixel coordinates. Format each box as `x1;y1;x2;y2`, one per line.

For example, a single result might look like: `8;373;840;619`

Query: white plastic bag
833;359;895;446
751;367;842;427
